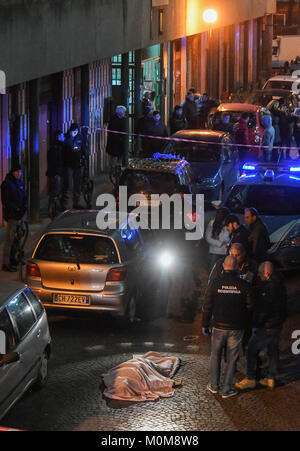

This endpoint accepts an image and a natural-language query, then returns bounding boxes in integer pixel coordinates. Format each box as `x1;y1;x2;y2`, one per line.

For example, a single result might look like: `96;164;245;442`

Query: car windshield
249;93;284;108
34;234;119;264
166;141;220;163
225;184;300;215
120;170;179;195
265;81;297;91
213;111;256;128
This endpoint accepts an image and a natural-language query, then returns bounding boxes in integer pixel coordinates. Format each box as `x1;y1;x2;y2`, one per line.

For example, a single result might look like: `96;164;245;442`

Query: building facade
0;0;276;223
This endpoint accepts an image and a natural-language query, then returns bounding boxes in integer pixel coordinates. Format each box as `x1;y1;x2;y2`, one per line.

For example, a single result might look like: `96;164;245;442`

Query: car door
0;306;21;420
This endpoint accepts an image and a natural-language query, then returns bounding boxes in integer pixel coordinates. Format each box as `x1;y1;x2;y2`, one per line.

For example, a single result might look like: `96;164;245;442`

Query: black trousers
61;167;82;209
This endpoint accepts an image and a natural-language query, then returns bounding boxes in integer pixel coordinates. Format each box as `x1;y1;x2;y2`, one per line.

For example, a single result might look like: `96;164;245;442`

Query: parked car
165;130;239;204
0;282;51;420
210;103;271;159
26;210;161;322
263;75;300;98
246;89;299;115
223;161;300;270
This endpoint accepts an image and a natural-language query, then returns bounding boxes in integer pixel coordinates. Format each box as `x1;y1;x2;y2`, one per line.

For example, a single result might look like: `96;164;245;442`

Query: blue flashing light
290;166;300;173
241;174;256;179
153;152;181;160
289;175;300;181
242;164;256;171
120;223;137;242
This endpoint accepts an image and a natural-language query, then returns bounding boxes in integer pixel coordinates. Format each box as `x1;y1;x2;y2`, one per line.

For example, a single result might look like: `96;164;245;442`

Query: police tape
95;127;300;152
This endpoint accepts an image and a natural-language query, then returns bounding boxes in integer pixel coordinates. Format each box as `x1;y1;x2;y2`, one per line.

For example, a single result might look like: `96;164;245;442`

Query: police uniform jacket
203;270;253;330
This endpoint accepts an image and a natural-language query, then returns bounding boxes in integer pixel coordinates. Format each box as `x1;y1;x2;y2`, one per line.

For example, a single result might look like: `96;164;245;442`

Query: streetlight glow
203;8;218;24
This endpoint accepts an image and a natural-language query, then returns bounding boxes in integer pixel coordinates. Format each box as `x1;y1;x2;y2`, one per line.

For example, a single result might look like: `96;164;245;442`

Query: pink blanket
101;351;181;402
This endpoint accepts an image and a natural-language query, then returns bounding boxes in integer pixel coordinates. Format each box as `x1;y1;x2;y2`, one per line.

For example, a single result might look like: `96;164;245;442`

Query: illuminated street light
203;8;218;24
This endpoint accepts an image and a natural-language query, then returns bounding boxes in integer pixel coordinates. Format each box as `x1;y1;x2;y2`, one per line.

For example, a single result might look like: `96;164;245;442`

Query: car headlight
158;251;174;268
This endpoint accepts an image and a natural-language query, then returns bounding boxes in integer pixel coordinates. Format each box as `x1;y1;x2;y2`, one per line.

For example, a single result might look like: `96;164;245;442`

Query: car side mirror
0;352;20;367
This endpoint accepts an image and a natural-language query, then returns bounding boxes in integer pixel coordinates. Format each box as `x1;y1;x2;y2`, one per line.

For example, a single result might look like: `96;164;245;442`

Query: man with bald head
236;261;287;391
203;255;253;398
208;242;257;286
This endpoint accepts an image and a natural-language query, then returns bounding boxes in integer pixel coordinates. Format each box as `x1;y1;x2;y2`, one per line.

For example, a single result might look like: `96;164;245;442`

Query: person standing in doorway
1;163;27;272
61;123;84;210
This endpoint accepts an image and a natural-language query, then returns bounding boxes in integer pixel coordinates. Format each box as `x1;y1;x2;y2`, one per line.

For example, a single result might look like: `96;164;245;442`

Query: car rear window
225;184;300;215
34;234;119;264
213;111;256;128
165;142;220;163
264;81;296;91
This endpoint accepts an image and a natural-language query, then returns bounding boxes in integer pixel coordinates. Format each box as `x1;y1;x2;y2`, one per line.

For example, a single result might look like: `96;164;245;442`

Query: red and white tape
97;127;300;151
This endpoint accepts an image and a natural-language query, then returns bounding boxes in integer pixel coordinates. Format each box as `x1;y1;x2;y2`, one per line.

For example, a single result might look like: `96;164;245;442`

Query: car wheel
33;351;48;390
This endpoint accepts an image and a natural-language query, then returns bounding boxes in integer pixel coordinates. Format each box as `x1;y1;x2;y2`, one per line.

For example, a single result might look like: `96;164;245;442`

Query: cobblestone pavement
1;307;300;432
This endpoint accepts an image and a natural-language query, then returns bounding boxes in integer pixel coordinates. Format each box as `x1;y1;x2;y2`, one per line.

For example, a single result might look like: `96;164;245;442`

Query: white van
0;282;51;420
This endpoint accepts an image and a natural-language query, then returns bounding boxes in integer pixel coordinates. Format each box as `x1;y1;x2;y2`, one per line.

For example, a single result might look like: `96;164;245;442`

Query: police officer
1;163;27;271
61;123;84;210
202;255;253;398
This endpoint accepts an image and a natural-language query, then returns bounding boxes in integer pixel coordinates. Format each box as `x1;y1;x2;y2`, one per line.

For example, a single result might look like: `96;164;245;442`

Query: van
0;282;51;420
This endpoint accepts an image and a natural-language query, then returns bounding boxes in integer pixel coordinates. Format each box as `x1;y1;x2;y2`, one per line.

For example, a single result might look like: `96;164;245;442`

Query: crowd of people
0;122;89;272
203;205;286;398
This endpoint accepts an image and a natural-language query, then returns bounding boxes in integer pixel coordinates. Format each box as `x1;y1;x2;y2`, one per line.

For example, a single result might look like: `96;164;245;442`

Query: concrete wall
0;0;276;88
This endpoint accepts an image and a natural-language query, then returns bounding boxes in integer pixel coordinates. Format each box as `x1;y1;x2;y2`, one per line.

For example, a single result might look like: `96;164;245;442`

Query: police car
223;161;300;270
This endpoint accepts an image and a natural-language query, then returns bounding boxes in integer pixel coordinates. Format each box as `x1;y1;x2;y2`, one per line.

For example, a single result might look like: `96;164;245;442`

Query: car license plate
53;294;90;306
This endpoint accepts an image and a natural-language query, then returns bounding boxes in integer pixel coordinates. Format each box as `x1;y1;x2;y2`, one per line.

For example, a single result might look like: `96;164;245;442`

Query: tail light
27;261;41;278
106;267;127;282
187;211;197;222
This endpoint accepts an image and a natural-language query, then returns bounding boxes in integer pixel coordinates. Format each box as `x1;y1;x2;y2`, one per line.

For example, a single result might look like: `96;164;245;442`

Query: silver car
26;211;147;322
0;281;51;420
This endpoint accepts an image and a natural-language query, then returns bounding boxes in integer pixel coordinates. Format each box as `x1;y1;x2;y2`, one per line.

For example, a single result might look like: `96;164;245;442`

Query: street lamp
203;8;218;24
203;9;218;97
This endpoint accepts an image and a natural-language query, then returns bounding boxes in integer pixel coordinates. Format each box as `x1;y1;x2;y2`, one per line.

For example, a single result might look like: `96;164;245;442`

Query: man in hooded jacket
261;115;275;162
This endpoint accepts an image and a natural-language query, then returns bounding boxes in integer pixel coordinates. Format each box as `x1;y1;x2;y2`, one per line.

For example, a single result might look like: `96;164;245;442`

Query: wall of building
0;0;276;88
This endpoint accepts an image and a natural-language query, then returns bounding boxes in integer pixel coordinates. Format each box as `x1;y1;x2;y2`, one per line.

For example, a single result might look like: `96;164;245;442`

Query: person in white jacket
206;207;230;271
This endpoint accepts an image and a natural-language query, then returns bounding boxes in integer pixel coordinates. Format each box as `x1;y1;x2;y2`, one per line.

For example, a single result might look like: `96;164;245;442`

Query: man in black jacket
106;105;127;168
225;214;250;255
61;123;84;210
244;207;270;263
203;256;253;398
208;243;257;286
236;261;287;391
1;163;27;271
182;92;198;129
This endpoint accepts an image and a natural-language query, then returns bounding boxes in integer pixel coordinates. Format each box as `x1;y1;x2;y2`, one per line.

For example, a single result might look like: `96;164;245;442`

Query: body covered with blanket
101;352;181;402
